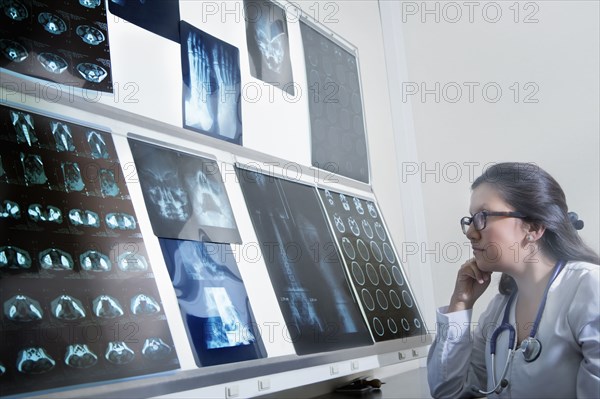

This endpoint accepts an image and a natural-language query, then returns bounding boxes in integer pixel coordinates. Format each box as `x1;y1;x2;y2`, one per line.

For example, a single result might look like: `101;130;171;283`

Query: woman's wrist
448;297;474;313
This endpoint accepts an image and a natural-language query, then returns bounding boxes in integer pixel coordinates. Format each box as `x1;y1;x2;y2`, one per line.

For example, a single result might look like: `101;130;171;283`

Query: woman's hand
448;258;492;312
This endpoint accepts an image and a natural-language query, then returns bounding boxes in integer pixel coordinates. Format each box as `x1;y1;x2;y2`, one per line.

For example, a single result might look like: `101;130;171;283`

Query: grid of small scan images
0;104;178;396
318;189;425;341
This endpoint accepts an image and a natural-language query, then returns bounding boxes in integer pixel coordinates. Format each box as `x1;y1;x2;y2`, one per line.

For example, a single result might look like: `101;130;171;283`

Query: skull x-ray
300;21;370;184
129;138;241;244
181;21;242;145
160;239;265;366
237;168;373;354
244;0;295;95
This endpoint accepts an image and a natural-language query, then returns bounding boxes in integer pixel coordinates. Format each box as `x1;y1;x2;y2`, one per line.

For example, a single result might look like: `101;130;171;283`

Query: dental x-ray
129;138;241;244
300;21;370;184
237;167;373;354
0;104;179;396
108;0;180;42
181;21;243;145
0;0;113;92
244;0;294;95
160;238;266;366
318;189;426;341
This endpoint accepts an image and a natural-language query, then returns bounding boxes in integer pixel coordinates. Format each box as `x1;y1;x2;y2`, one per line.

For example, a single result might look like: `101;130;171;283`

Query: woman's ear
524;222;546;242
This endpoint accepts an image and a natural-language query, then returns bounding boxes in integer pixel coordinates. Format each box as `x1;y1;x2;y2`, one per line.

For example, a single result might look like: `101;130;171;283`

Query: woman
427;162;599;398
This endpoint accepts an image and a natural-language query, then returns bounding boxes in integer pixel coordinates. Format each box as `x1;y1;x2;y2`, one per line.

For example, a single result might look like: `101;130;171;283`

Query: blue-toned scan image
181;21;242;145
128;138;241;244
108;0;180;42
236;167;373;355
244;0;294;95
159;238;266;366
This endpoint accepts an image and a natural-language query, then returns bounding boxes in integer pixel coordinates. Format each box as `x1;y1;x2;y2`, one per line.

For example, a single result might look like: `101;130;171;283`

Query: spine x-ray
318;188;426;341
128;138;241;244
107;0;180;42
244;0;295;95
300;21;369;184
0;0;113;92
237;167;372;355
181;21;243;145
159;239;266;366
0;104;178;397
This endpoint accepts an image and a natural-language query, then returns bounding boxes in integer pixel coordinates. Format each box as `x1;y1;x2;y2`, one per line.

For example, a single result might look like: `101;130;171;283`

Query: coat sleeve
569;266;600;398
427;295;506;399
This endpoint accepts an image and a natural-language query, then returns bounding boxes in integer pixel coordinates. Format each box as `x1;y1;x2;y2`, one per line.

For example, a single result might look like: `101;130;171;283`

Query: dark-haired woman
427;163;599;398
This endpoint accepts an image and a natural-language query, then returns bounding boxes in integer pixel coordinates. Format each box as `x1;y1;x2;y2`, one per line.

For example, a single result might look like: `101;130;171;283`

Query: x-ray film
0;0;113;92
160;238;266;366
300;21;369;184
318;189;426;341
244;0;294;95
108;0;180;42
181;21;243;145
0;104;178;396
237;167;372;354
128;138;241;244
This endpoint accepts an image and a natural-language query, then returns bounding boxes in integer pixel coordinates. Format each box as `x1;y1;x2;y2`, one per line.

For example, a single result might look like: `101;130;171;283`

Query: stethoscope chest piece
520;337;542;362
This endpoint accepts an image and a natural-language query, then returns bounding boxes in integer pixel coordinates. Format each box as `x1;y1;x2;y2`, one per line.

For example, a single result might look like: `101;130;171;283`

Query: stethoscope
474;260;566;395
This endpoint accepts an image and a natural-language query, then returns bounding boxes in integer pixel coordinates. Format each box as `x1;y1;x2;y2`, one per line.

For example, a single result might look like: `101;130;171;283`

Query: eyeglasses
460;211;527;234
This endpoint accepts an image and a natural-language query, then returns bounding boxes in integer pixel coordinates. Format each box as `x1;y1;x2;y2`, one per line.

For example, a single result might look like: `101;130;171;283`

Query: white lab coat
427;261;600;398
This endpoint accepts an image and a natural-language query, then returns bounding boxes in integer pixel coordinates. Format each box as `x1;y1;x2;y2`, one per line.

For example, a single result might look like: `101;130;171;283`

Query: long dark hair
471;162;599;295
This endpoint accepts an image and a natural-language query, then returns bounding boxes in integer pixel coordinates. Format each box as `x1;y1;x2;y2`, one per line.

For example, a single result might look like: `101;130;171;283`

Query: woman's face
466;183;529;272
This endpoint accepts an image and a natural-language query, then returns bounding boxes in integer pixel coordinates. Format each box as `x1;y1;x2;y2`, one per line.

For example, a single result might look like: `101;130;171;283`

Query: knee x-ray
237;167;372;354
160;239;266;366
244;0;295;95
318;189;426;341
181;21;243;145
129;138;241;244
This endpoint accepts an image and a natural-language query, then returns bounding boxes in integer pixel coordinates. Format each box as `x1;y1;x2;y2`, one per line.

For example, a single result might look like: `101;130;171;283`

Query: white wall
383;0;600;318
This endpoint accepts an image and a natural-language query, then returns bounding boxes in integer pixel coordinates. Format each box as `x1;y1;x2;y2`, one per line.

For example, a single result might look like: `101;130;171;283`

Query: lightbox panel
300;20;369;184
0;104;178;397
236;167;372;355
318;188;425;341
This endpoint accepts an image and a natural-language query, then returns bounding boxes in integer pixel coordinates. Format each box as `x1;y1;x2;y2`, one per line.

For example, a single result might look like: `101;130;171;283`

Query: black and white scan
318;189;426;341
160;238;266;366
129;138;241;244
181;21;243;145
244;0;295;95
300;22;370;184
108;0;180;42
237;168;373;355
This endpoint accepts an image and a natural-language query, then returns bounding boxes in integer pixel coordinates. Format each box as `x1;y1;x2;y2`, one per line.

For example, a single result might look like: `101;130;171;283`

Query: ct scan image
108;0;180;42
159;239;266;366
0;0;113;92
318;188;426;341
181;21;242;145
128;138;241;244
0;104;179;397
244;0;294;95
300;21;369;183
237;167;373;355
